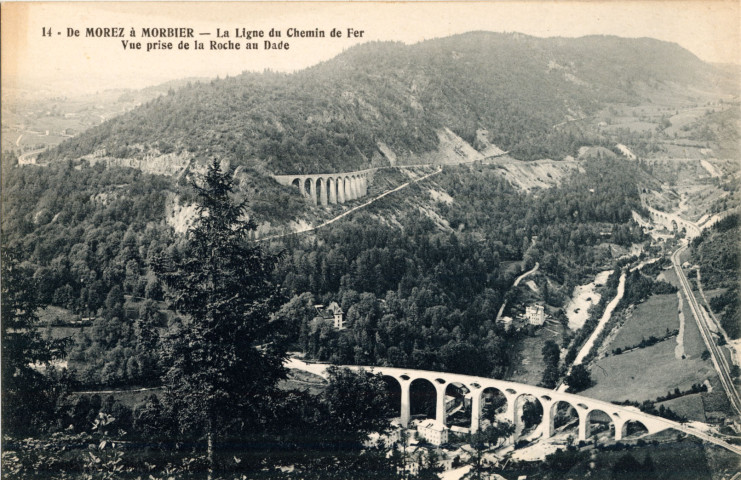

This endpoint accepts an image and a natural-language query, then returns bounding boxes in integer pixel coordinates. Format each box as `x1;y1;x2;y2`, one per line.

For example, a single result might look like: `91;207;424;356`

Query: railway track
672;244;741;416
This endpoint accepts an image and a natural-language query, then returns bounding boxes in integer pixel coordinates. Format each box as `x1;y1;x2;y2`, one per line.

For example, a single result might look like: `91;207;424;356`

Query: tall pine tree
154;160;286;478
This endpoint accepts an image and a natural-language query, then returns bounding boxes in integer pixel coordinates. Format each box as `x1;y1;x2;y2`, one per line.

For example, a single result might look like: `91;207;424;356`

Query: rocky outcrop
81;148;192;176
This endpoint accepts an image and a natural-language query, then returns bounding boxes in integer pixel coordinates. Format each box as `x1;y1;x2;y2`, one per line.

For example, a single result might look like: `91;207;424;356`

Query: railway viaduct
347;365;676;442
345;365;674;442
273;168;375;206
286;360;699;445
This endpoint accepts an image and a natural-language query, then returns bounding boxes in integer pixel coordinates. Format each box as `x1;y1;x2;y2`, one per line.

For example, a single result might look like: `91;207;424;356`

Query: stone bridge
287;361;677;443
273;169;375;206
348;365;677;442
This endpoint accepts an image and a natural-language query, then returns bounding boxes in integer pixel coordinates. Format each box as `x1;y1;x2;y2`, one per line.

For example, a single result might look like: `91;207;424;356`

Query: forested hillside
1;149;648;386
39;33;725;173
268;158;647;375
691;214;740;338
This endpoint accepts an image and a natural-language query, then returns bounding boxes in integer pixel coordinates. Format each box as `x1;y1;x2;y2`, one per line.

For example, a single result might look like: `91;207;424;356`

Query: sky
2;1;739;96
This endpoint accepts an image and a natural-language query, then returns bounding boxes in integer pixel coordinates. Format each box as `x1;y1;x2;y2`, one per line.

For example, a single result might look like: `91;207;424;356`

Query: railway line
672;244;741;416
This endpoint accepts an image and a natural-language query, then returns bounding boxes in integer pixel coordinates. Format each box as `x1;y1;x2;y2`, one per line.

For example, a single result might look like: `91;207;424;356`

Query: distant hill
40;32;732;174
1;77;208;153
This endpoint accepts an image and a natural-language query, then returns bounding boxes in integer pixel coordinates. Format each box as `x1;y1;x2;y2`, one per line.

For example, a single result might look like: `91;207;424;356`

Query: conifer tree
154;159;285;478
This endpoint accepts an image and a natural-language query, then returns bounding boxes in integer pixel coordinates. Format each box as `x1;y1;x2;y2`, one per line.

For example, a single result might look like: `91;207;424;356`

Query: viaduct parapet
273;168;375;206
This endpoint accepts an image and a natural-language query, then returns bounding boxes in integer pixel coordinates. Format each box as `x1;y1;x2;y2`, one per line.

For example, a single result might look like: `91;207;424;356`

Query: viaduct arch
273;169;375;206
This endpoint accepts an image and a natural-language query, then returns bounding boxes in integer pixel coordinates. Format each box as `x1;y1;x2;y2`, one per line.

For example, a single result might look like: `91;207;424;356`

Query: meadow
507;321;566;386
609;293;679;352
581;338;716;403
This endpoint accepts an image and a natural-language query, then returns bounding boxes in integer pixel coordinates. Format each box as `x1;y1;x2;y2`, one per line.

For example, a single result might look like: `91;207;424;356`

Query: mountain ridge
39;32;732;174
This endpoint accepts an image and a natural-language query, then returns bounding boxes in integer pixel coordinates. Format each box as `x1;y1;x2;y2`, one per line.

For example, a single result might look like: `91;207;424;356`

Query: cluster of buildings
499;304;546;331
367;418;451;449
366;419;456;477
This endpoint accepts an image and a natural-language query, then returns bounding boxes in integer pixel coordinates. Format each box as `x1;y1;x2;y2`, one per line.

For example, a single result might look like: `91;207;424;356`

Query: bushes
565;364;593;393
618;270;653;309
544;447;587;474
540;340;561;388
651;280;678;294
612;399;687;422
655;383;707;402
611;453;656;480
708;286;741;339
692;213;739;290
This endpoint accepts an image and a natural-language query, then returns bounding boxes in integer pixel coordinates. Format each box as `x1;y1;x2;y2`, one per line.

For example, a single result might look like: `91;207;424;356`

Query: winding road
495;262;540;321
513;262;540;287
571;271;626;367
556;270;627;393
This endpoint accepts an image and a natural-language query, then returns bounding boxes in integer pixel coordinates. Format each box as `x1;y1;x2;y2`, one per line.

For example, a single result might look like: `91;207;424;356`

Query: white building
417;419;448;446
525;305;545;326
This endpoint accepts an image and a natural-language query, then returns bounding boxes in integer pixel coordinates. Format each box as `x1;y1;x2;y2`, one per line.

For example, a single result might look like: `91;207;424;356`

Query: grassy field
507;321;566;386
603;121;658;133
679;184;729;223
656;267;679;286
581;338;716;403
37;305;81;324
610;294;679;351
582;276;718;404
657;393;706;422
701;376;733;423
38;325;87;341
664;106;717;137
703;288;726;303
656;268;708;359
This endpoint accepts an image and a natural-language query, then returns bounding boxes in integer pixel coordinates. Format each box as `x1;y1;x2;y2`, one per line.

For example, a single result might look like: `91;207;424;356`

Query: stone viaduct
273;168;375;206
347;365;676;442
287;361;676;443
